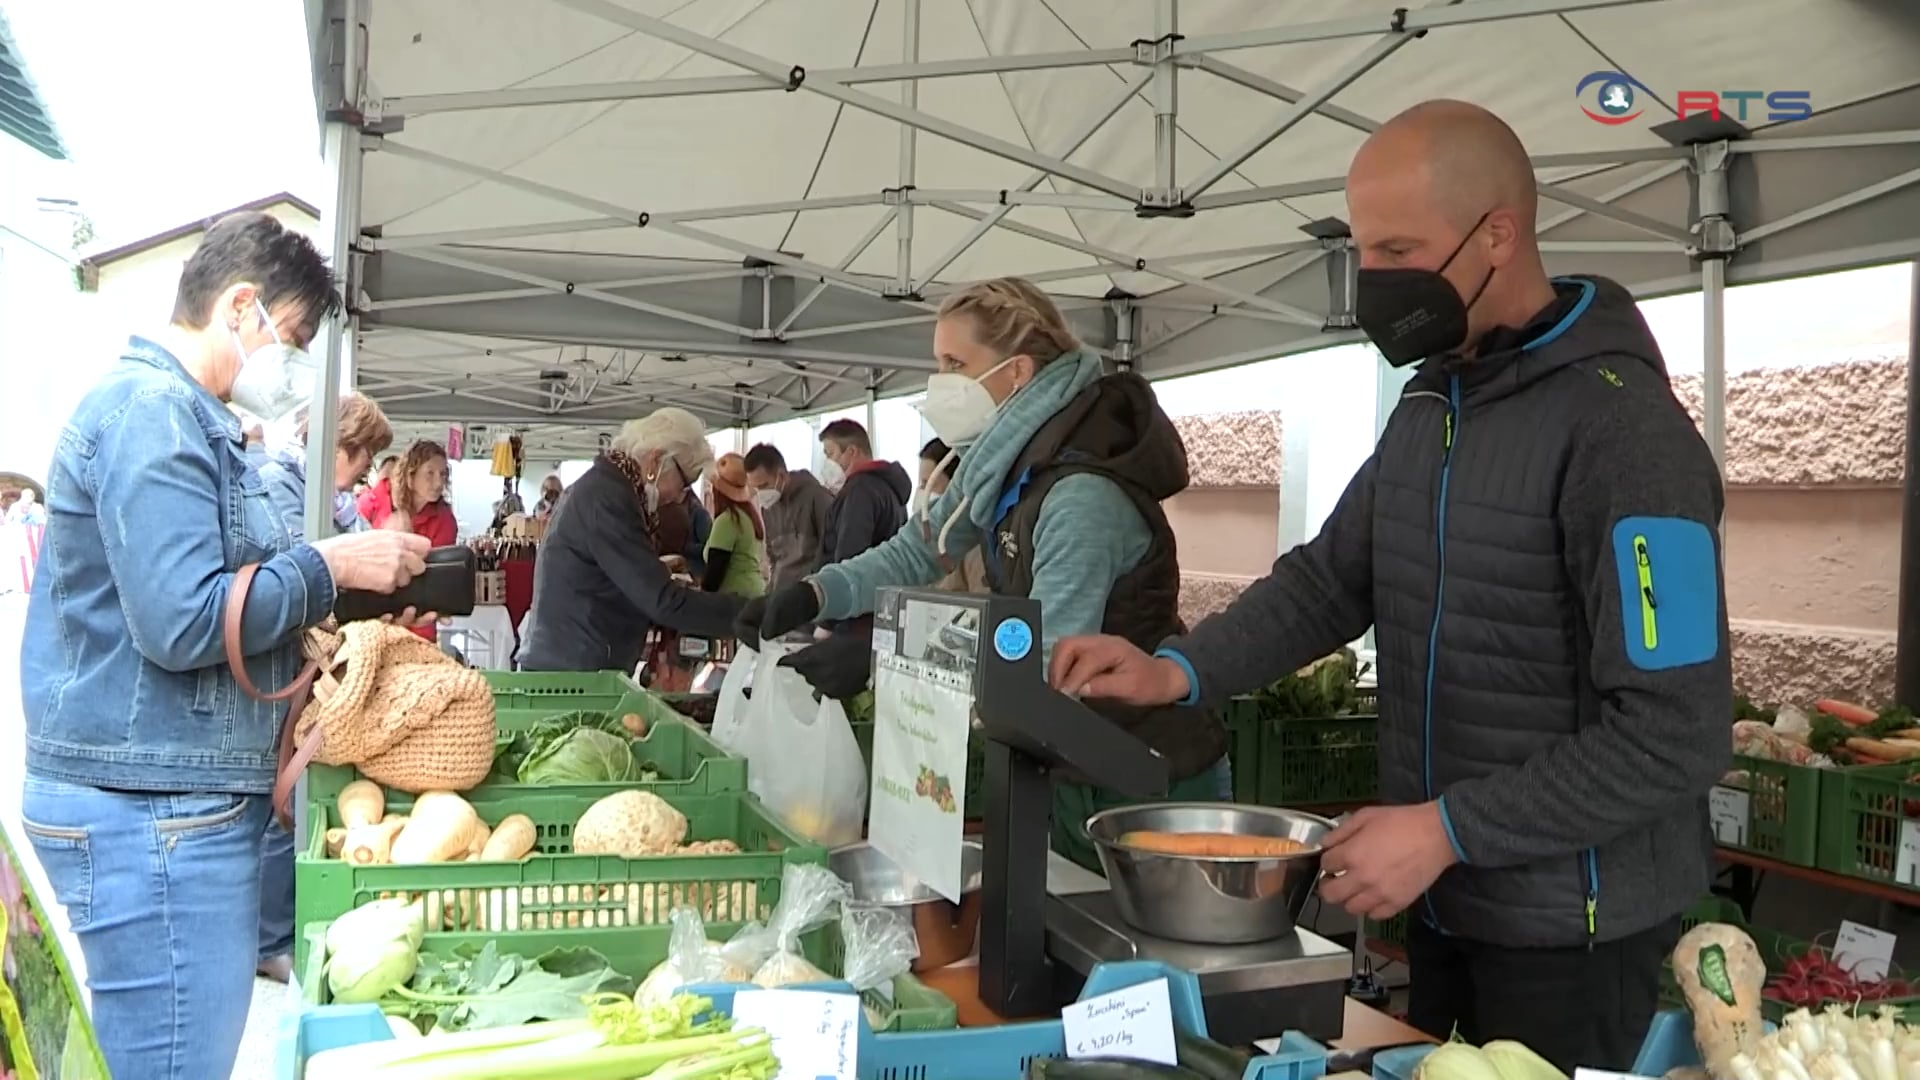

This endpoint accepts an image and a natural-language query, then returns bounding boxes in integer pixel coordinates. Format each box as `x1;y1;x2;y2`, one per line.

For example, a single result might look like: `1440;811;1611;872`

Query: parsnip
1672;922;1765;1080
337;780;385;829
324;828;348;859
481;814;538;861
343;817;408;865
389;794;479;864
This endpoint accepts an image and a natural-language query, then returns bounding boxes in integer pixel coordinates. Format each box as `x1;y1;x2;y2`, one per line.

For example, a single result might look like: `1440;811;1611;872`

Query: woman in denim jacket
249;392;395;983
18;212;431;1080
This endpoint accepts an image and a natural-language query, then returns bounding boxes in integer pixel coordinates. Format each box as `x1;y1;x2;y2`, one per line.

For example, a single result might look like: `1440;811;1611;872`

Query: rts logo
1574;71;1813;125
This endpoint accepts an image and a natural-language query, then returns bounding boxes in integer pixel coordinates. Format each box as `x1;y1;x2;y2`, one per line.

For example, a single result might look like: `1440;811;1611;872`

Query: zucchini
1028;1058;1213;1080
1175;1031;1251;1080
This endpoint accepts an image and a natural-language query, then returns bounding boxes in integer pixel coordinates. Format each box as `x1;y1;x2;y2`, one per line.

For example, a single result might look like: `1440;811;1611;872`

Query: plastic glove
740;580;822;644
779;631;872;701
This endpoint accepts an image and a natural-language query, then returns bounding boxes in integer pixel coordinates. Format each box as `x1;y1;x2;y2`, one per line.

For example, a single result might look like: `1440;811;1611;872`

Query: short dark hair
920;438;958;479
170;211;343;343
743;443;786;474
820;419;871;455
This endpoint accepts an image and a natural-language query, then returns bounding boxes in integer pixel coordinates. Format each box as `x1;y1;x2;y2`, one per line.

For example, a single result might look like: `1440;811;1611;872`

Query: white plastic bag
709;642;770;752
739;651;867;847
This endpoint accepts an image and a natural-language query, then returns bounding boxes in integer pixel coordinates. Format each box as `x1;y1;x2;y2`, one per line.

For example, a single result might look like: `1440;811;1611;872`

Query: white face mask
917;357;1015;447
229;300;316;422
817;458;845;490
643;482;660;515
752;488;780;511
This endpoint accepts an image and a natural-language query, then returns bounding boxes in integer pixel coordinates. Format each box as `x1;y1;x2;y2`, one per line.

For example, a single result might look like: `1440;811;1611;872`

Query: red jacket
360;481;458;640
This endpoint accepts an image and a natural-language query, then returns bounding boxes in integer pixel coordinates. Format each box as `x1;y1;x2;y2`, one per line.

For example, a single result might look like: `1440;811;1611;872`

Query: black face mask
1355;213;1495;367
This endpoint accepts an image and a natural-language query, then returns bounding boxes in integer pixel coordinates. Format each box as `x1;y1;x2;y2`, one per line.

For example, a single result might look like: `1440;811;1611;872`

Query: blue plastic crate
1373;1044;1434;1080
280;960;1329;1080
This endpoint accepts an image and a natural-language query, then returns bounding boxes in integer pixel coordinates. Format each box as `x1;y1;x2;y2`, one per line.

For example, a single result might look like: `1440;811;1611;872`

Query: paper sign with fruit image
870;659;973;902
0;827;108;1079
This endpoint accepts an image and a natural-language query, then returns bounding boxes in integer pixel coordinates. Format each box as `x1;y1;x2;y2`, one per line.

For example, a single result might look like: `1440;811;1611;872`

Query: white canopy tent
298;0;1920;503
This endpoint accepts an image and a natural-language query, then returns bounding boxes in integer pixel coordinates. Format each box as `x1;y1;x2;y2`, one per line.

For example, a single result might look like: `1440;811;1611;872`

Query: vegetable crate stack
1657;898;1920;1022
298;882;961;1036
292;781;826;976
1724;698;1920;869
1224;649;1379;807
483;668;649;712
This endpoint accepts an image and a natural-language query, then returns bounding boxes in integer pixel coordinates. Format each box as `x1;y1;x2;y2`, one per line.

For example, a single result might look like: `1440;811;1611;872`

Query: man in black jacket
817;419;910;567
1049;100;1730;1071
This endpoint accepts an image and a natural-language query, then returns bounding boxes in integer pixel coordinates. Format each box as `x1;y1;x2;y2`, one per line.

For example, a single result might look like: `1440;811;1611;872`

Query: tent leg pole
1896;262;1920;707
892;0;919;296
1700;257;1727;470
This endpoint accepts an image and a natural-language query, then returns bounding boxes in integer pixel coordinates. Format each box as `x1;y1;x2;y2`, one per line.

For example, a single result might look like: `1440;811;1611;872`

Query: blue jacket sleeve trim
1437;794;1469;864
1153;647;1202;707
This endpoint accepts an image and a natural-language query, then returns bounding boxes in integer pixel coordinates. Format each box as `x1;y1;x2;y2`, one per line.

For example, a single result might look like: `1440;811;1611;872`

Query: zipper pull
1443;412;1453;450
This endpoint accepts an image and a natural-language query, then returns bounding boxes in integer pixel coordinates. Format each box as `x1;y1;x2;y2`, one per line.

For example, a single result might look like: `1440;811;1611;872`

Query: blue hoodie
812;348;1150;658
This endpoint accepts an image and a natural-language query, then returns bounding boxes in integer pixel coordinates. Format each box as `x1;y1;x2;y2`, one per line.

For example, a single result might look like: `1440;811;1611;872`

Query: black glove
733;594;769;645
747;580;822;643
780;631;873;702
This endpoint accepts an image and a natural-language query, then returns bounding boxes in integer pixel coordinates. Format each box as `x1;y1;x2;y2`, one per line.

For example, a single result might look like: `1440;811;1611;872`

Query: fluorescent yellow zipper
1633;534;1658;650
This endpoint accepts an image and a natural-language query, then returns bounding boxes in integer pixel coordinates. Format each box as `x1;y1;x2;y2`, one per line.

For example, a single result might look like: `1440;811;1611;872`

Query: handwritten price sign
1062;978;1177;1066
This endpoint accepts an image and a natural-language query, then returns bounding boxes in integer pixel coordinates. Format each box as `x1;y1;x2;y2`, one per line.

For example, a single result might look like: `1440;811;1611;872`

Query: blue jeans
20;775;271;1080
259;819;296;962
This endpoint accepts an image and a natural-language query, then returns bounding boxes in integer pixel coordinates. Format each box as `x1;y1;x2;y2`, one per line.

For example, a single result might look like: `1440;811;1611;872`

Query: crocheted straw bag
224;564;498;825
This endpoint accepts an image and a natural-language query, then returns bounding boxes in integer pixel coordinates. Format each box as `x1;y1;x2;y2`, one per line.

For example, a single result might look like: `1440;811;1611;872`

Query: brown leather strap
225;564;325;828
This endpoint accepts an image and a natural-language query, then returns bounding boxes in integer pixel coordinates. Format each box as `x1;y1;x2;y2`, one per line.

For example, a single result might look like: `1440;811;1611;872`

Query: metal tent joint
1136;188;1193;219
1130;33;1184;66
881;284;925;303
1689;139;1738;263
881;185;915;206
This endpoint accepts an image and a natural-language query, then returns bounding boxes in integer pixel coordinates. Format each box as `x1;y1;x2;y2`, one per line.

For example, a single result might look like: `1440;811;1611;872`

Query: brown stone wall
1171;411;1282;489
1668;357;1905;487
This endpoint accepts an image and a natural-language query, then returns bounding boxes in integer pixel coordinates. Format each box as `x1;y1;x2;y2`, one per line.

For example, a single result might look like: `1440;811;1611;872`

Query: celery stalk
370;1027;771;1080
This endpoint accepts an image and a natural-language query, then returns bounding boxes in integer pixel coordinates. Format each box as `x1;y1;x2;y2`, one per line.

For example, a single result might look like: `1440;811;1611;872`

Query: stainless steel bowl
1085;803;1333;945
829;841;984;972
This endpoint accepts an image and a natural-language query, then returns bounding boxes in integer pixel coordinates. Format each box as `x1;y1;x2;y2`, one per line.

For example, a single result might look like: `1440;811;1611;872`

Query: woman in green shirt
703;452;768;599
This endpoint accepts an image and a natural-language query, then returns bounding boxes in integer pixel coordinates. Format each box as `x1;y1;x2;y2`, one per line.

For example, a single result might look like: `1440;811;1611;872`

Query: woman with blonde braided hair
737;276;1230;870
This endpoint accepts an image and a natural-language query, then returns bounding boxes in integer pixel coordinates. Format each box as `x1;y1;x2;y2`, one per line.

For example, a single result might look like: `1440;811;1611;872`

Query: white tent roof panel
317;0;1920;429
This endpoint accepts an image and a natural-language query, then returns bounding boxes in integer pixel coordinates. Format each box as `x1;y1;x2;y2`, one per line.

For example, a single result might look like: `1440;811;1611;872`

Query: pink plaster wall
1160;359;1907;703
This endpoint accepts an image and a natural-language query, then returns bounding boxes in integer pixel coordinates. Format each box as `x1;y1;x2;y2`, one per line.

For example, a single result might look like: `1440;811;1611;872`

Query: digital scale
870;589;1352;1044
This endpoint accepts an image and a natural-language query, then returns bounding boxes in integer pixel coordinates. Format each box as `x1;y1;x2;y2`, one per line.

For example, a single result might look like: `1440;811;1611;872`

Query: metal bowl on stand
1085;803;1335;945
829;841;984;972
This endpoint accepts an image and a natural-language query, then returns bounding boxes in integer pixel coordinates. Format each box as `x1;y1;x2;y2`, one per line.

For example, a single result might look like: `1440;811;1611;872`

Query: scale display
867;591;989;902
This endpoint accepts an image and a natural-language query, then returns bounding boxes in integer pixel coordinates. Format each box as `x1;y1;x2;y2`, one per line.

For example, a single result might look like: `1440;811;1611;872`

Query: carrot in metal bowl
1117;831;1314;858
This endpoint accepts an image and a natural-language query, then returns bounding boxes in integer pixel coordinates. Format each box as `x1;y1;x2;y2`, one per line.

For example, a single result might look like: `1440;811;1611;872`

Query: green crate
1815;762;1920;887
1368;912;1409;957
293;789;826;972
297;920;956;1033
304;718;748;810
1655;896;1920;1021
1224;698;1379;806
484;669;645;711
1716;755;1821;866
851;721;985;822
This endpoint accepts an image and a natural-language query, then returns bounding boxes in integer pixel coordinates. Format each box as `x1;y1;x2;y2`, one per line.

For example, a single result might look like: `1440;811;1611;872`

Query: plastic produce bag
635;907;752;1006
731;864;849;987
708;643;765;752
839;905;918;994
735;648;867;847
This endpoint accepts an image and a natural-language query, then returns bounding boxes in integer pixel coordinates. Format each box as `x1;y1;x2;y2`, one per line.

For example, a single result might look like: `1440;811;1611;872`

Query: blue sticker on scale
993;617;1034;662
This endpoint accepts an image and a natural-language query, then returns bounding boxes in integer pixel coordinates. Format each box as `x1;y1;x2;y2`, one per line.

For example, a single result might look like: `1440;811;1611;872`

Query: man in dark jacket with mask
1050;99;1730;1071
818;419;911;567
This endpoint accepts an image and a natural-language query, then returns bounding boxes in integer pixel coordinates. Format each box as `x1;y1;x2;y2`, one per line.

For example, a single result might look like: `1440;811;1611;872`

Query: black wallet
333;545;478;623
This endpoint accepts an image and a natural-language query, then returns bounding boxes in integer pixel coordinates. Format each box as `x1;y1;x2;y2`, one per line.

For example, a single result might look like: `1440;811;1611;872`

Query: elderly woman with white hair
518;407;745;671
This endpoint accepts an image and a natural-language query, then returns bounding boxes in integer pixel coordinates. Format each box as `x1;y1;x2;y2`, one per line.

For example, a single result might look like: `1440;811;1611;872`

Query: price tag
730;989;860;1080
1061;977;1178;1066
1833;920;1897;982
1900;820;1920;887
1709;786;1750;847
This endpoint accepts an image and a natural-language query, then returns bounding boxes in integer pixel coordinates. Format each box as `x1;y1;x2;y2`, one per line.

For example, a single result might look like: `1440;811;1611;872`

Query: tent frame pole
1898;263;1920;708
1690;140;1737;469
889;0;920;299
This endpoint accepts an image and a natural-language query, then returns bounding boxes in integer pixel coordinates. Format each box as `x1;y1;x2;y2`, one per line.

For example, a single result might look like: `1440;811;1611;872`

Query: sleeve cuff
282;543;337;627
1436;794;1470;864
811;567;855;621
1153;646;1202;707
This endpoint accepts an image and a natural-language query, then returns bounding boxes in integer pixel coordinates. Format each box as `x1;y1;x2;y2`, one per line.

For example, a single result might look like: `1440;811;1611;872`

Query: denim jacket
22;337;336;794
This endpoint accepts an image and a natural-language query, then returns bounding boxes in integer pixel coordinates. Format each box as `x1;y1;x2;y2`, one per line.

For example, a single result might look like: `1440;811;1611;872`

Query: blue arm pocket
1611;516;1719;672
